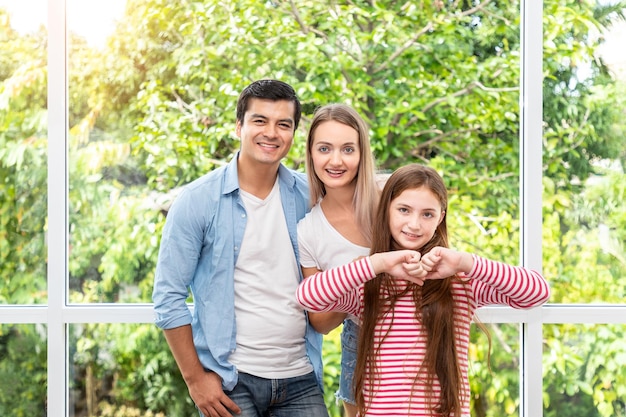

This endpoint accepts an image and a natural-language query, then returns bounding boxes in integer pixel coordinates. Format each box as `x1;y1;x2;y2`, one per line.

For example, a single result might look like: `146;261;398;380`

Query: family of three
152;79;550;417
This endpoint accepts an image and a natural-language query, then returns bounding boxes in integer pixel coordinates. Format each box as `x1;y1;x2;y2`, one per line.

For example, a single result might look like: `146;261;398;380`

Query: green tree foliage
1;0;625;415
0;325;47;416
0;9;48;305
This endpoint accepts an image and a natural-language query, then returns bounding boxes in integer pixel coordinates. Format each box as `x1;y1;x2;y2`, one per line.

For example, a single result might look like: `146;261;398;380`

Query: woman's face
388;186;444;251
310;120;361;190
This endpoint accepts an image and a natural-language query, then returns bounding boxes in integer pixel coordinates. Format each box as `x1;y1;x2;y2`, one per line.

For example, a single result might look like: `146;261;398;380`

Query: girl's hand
420;246;474;280
402;253;427;286
369;251;426;286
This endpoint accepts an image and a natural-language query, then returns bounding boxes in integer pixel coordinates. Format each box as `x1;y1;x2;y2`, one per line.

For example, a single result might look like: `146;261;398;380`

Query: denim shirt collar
223;151;298;196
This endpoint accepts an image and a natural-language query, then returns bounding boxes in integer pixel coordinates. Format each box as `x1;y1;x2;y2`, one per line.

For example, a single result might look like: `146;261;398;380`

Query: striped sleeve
469;255;551;308
296;257;375;314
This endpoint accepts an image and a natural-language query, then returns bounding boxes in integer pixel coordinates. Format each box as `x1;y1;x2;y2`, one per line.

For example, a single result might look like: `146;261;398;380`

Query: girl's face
310;120;361;190
388;186;445;251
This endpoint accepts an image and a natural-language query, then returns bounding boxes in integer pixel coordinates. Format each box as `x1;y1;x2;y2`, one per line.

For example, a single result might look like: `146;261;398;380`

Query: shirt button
241;214;246;218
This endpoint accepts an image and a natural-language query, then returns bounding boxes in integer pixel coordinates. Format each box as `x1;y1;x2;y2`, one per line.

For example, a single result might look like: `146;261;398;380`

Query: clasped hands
370;246;474;286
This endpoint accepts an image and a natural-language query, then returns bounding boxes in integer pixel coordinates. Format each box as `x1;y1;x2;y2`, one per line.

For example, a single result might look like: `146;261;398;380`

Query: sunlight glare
67;0;126;47
0;0;126;47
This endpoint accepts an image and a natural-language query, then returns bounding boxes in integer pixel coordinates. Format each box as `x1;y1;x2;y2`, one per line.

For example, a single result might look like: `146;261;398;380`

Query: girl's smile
388;187;445;251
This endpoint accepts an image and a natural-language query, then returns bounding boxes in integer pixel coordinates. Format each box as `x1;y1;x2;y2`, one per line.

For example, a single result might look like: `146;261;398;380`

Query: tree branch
459;0;495;18
465;171;516;187
566;107;592;151
374;0;497;74
405;81;518;129
373;21;433;74
410;127;480;163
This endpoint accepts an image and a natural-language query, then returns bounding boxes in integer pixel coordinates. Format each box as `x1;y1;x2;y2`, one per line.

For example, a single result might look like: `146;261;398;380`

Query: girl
296;164;550;417
298;103;380;417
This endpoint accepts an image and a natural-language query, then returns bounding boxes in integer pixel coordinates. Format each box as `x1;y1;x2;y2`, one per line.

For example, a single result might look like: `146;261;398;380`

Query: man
152;80;327;417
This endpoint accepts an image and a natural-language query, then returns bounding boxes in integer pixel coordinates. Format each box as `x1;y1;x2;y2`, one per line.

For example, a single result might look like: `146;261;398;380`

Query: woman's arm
302;266;347;334
308;311;348;334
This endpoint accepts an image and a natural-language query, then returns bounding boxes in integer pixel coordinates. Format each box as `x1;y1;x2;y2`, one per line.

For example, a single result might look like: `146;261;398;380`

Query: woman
297;103;380;417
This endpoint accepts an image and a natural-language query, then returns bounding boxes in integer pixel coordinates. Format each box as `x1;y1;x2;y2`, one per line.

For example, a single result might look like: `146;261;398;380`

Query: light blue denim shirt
152;154;323;391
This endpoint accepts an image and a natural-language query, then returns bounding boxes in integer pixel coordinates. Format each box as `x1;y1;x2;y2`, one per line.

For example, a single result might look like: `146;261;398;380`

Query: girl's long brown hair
354;164;485;417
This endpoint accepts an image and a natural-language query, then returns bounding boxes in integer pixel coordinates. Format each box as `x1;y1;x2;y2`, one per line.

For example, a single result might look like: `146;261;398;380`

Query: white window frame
0;0;624;416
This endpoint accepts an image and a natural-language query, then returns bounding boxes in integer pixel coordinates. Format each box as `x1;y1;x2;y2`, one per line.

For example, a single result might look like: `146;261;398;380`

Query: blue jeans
335;319;359;405
219;371;329;417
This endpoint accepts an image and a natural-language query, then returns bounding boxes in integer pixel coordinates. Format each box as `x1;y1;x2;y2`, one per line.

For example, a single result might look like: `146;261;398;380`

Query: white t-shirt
230;180;313;378
298;203;370;271
297;203;370;324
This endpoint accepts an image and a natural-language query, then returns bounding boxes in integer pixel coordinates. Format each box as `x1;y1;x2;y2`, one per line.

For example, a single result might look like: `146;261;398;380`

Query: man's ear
235;120;242;138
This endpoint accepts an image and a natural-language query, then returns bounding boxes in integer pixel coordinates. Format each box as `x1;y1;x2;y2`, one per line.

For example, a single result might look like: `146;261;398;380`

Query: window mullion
519;0;545;416
47;0;69;415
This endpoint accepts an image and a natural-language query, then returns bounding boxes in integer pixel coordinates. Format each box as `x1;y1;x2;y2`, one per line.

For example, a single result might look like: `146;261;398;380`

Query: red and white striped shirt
296;255;550;416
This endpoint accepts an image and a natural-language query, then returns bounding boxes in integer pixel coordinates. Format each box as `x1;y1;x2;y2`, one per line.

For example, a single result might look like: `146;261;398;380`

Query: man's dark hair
236;79;302;130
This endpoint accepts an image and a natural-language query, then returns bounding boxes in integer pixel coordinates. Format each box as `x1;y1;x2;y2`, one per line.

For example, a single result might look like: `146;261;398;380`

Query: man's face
236;98;296;167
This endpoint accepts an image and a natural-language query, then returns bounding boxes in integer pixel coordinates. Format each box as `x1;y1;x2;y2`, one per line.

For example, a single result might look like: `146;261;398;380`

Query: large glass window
0;0;624;416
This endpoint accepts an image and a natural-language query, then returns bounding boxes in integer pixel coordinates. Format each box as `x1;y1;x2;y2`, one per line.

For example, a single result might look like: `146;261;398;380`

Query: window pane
470;323;521;417
68;323;193;415
67;0;154;304
544;324;626;416
440;4;522;267
0;324;47;414
542;1;626;303
0;0;48;305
